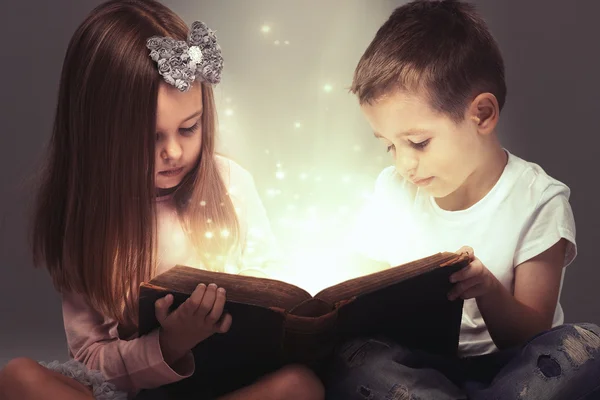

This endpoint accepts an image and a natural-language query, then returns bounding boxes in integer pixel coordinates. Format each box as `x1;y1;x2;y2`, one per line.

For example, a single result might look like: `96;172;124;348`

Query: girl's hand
154;283;232;365
448;246;499;301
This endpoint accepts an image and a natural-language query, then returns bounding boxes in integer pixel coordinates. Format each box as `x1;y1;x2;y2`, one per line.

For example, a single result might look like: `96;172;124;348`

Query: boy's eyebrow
373;128;431;139
181;108;203;123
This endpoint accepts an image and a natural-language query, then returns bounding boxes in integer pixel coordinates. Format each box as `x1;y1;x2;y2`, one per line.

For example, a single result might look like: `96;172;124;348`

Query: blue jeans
325;323;600;400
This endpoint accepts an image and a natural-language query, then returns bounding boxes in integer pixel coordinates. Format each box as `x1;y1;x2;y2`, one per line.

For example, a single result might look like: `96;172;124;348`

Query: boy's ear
467;93;499;135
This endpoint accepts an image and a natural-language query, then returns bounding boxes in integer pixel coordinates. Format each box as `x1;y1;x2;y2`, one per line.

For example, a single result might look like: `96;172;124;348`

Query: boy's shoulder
505;151;571;204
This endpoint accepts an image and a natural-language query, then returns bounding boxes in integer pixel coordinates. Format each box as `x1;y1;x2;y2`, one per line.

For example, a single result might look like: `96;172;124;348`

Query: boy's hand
448;246;498;301
154;283;232;365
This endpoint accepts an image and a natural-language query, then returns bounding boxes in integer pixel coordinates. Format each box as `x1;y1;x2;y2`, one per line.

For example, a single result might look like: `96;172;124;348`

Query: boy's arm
476;238;566;350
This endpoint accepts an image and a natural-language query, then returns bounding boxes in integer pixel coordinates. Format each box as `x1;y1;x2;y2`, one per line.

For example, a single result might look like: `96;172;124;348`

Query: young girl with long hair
0;1;324;399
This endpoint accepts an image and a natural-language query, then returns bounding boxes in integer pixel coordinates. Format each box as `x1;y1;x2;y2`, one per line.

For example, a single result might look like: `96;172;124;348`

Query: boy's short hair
351;0;506;122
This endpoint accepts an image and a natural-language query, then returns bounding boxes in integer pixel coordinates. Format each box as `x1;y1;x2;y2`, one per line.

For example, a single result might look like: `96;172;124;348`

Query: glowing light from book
205;231;213;239
323;84;333;92
261;25;271;33
276;171;285;180
220;229;230;238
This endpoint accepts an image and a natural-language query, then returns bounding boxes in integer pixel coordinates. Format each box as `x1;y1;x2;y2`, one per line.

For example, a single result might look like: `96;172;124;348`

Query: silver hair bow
146;21;223;92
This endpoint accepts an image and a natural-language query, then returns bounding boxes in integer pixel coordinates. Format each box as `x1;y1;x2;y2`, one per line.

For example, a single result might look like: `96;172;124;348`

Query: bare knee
270;364;324;400
0;358;48;395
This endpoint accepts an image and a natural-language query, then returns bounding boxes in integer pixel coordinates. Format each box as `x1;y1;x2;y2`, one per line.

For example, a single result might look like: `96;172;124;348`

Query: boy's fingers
450;264;473;282
456;246;474;259
460;283;485;300
448;277;480;300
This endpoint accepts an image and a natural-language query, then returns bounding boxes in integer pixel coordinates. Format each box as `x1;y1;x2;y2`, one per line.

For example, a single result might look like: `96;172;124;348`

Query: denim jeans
325;323;600;400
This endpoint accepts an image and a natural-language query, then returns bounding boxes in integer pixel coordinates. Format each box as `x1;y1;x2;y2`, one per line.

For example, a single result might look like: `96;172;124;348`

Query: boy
326;1;600;399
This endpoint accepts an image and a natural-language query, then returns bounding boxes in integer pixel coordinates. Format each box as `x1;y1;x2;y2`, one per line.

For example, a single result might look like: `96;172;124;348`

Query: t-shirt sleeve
513;183;577;268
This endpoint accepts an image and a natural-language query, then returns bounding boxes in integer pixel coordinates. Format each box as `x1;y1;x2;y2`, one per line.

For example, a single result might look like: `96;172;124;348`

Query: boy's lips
411;176;434;186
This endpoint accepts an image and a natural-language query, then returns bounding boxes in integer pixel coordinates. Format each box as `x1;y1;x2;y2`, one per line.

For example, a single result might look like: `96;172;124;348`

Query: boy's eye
180;122;200;136
386;144;395;153
409;138;430;149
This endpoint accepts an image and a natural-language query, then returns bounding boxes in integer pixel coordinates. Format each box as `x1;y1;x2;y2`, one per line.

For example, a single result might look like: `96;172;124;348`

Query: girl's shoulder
214;153;256;191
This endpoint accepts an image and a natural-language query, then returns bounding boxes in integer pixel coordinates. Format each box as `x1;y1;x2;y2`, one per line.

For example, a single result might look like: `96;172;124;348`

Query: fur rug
39;359;128;400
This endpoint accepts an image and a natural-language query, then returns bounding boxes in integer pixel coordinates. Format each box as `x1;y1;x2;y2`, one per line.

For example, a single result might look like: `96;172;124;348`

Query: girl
0;1;324;399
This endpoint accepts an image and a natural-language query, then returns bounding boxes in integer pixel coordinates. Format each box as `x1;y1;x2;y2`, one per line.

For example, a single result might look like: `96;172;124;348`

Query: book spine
282;309;338;370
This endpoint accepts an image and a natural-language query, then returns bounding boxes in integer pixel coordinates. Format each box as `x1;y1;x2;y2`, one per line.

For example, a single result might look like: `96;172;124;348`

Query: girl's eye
386;144;396;153
180;122;200;136
409;138;430;149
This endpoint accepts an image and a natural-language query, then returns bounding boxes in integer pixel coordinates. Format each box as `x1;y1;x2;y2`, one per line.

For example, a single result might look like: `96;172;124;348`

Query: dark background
1;0;598;365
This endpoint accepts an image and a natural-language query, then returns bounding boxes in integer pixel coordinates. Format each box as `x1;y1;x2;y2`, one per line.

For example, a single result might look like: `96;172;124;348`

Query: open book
138;251;469;391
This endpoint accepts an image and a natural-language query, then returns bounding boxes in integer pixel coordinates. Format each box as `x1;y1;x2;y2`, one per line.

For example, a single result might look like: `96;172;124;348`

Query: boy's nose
396;154;418;178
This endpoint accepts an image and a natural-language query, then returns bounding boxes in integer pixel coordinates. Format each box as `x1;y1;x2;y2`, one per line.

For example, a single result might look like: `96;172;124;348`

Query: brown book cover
138;251;470;390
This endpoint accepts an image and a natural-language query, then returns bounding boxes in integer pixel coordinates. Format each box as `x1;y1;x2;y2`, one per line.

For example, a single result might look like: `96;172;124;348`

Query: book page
149;265;312;311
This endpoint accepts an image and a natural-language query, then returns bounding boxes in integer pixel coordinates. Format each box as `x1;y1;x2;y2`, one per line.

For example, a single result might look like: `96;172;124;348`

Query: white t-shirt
348;149;577;357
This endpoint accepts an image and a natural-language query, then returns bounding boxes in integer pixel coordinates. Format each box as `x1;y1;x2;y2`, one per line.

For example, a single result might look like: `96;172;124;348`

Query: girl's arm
224;158;285;279
62;291;194;395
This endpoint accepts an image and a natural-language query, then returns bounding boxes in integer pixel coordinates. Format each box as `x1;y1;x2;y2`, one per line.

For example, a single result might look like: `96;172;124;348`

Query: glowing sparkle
220;229;230;238
284;40;290;45
266;188;280;197
206;218;213;224
224;108;234;116
274;40;280;45
200;200;206;206
294;122;302;128
323;84;333;93
276;171;285;180
261;25;271;33
299;173;308;180
265;149;270;155
205;231;214;239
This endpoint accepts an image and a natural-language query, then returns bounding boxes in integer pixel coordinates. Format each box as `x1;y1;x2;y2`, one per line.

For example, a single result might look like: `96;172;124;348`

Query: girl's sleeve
225;160;286;278
62;291;195;395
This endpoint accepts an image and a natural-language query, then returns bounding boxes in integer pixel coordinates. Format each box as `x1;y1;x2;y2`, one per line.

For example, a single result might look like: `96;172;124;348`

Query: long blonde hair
31;0;239;327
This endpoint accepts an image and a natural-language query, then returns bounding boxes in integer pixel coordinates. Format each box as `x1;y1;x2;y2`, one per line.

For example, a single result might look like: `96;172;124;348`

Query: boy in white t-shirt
325;1;600;399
